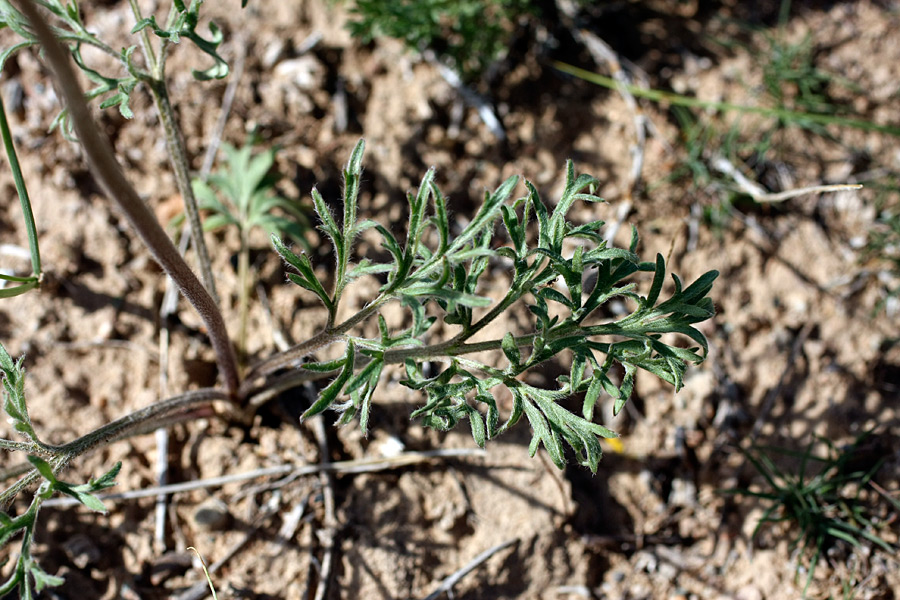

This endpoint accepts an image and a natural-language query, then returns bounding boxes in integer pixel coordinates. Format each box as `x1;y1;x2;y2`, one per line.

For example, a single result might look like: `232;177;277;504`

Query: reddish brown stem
14;0;239;398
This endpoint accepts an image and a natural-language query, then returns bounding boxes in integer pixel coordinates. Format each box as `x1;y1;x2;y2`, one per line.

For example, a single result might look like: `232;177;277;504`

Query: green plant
345;0;534;81
0;90;40;298
724;434;897;597
0;0;236;301
191;141;311;362
0;1;717;595
0;345;122;597
256;139;717;469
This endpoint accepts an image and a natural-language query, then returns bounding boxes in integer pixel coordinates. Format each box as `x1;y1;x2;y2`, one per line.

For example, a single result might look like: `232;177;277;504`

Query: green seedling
191;142;311;362
723;434;897;598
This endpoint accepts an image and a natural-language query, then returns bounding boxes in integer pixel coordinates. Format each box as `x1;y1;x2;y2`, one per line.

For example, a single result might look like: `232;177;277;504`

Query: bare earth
0;1;898;599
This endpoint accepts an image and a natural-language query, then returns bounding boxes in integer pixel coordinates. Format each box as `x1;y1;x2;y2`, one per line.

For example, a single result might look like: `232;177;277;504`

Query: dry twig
40;449;486;507
310;416;337;600
421;538;518;600
711;154;863;203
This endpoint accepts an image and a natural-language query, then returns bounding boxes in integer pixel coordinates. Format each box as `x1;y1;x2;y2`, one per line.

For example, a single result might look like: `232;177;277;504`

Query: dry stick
257;283;292;353
421;538;518;600
555;1;655;197
710;154;863;203
155;233;191;552
578;32;647;194
422;49;505;140
311;416;337;600
14;0;240;397
153;417;169;550
40;449;486;507
560;23;645;245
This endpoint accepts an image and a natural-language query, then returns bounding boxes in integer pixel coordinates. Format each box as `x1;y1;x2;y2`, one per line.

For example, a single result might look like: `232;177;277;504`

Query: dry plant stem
421;538;518;600
710;154;864;202
258;283;292;352
14;0;240;397
155;213;194;551
422;49;505;140
39;449;486;506
311;416;337;600
578;31;646;193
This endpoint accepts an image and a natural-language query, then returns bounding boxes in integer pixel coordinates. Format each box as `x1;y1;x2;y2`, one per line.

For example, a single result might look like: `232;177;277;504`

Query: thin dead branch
711;154;863;203
421;538;518;600
40;449;487;507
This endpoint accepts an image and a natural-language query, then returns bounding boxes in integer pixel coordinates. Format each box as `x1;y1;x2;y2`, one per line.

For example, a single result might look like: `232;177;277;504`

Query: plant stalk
0;90;41;277
554;61;900;137
148;78;220;304
237;227;250;366
0;388;226;508
126;0;218;304
14;0;240;397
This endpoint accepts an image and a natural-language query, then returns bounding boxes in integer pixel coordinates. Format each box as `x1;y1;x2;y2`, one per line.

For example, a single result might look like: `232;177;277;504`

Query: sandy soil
0;1;898;599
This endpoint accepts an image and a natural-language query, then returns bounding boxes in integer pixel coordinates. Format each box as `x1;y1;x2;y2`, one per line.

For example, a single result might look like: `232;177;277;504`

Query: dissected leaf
255;141;714;472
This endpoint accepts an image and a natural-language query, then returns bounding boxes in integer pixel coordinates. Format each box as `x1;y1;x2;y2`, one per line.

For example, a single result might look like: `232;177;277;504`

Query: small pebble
192;497;232;531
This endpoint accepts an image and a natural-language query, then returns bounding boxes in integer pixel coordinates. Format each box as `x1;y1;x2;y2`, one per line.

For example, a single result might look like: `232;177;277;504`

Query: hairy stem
238;227;250;366
241;316;631;406
241;329;342;394
148;78;220;305
45;389;227;456
0;389;226;507
14;0;239;397
125;1;218;303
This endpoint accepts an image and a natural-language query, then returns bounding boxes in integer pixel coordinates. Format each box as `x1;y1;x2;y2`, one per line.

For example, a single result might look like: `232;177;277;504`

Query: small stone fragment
192;497;232;531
